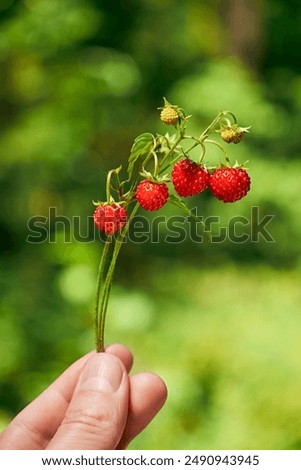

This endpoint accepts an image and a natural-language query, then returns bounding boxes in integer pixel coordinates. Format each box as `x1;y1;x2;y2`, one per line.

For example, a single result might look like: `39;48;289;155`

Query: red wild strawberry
94;204;127;235
171;158;209;197
136;180;169;211
209;167;251;203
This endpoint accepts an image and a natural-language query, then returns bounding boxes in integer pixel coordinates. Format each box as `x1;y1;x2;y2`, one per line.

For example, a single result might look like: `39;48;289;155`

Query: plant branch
95;203;140;352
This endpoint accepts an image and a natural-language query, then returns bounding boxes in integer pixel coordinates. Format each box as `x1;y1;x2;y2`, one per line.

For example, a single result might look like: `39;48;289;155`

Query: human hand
0;344;167;450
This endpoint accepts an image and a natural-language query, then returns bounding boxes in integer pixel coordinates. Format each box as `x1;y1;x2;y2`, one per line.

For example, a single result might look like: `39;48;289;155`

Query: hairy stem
158;133;183;171
94;237;111;349
95;203;140;352
96;237;123;352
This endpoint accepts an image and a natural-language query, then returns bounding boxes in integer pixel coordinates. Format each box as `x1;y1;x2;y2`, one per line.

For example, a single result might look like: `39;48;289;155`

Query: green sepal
127;133;156;180
139;169;170;184
111;165;123;175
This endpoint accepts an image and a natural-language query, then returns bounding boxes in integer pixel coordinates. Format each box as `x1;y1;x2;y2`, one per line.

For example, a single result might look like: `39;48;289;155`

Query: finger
118;372;167;449
105;343;133;373
0;345;133;450
0;351;95;449
47;353;129;450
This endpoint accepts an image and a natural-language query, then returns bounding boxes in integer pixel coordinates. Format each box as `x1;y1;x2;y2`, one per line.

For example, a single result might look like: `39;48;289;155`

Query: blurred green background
1;0;301;450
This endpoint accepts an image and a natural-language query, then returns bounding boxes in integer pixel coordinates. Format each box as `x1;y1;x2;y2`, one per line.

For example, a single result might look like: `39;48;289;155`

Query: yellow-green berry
221;127;246;144
160;107;179;125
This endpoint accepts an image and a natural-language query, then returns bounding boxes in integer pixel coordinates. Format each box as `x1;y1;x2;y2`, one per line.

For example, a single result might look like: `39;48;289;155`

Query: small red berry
136;180;169;211
94;204;127;235
209;167;251;203
171;158;209;197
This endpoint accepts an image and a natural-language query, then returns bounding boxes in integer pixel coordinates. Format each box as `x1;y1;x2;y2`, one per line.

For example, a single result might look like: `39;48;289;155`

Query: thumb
47;353;129;450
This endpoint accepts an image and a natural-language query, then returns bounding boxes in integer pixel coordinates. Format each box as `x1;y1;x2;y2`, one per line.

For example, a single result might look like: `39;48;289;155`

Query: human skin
0;344;167;450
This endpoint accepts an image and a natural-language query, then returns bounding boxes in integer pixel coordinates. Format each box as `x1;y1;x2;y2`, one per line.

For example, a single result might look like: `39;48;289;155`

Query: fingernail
80;354;124;393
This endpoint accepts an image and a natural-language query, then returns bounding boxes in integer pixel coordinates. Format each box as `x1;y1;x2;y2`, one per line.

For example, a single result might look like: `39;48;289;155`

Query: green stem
168;200;212;242
199;110;237;141
199;111;224;141
97;237;123;352
205;139;230;163
195;141;207;164
127;152;154;196
160;152;182;174
152;150;159;177
95;203;140;352
94;237;112;348
225;111;237;125
180;111;230;159
158;133;182;171
106;170;113;202
184;138;201;154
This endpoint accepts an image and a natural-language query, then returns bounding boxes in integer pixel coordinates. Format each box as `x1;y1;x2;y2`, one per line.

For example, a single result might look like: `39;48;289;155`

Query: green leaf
168;194;211;241
127;133;155;180
168;194;190;213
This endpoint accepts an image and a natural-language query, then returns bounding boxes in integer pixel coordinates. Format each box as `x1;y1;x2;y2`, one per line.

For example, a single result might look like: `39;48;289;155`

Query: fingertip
117;372;168;449
78;352;129;396
134;372;168;407
47;352;130;449
105;343;134;373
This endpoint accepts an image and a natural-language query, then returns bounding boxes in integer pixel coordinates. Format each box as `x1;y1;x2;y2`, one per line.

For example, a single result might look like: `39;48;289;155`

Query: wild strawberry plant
93;98;251;352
